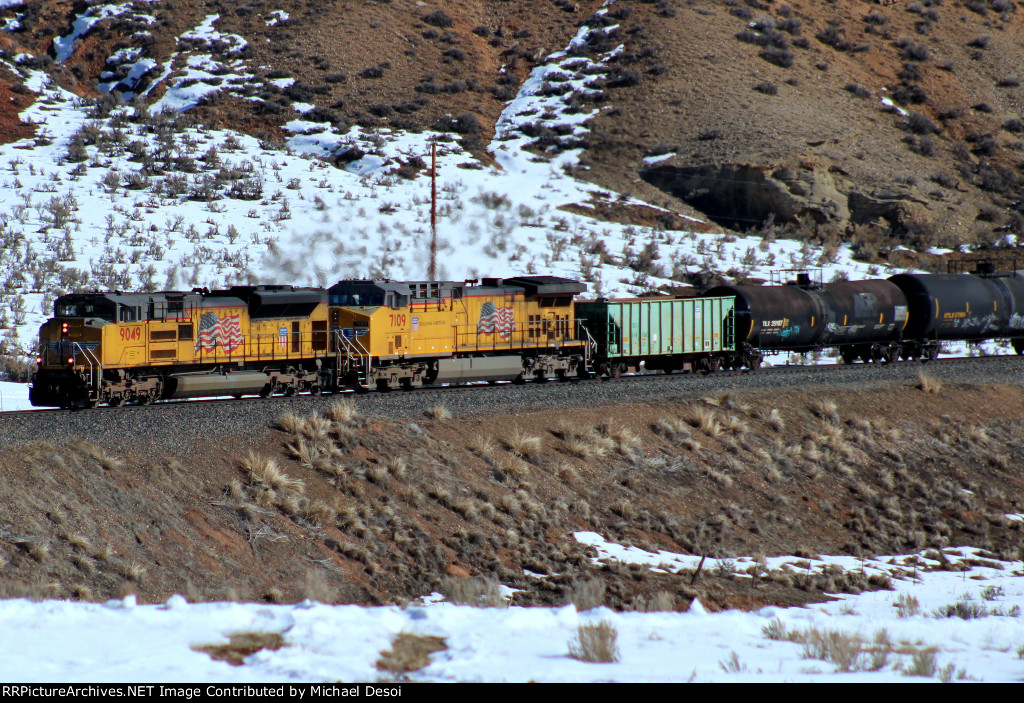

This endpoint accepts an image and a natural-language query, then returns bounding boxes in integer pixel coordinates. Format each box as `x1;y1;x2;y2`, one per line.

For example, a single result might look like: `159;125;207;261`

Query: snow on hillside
0;7;891;359
0;535;1021;682
0;380;30;411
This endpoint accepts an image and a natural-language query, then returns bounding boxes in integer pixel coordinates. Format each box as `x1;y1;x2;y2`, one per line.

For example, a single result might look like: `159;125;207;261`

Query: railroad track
0;353;1021;457
5;351;1022;418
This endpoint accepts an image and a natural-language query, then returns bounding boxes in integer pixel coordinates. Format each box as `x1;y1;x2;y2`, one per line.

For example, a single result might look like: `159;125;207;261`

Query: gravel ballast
0;356;1021;453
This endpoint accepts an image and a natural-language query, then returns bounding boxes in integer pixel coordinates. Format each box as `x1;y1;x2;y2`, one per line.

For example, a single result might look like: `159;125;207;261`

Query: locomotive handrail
72;341;102;397
331;328;372;387
577;321;597;372
452;318;589;352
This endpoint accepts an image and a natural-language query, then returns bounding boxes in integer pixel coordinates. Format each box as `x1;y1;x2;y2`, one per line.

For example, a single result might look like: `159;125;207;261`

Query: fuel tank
163;371;270;399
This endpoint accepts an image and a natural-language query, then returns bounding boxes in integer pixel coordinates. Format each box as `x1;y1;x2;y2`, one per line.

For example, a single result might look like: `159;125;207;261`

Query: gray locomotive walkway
0;356;1021;454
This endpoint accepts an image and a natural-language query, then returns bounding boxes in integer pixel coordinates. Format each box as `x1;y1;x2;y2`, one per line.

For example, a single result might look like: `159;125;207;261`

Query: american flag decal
477;301;516;340
196;312;243;353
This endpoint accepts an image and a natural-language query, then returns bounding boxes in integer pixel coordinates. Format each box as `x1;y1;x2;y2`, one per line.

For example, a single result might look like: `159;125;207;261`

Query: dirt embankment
0;379;1022;611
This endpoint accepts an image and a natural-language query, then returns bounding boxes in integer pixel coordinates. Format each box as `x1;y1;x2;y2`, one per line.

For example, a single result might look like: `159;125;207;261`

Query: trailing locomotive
327;276;591;391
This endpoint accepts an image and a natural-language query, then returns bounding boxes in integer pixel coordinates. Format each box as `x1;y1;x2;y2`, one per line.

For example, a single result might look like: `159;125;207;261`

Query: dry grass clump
384;455;408;479
424;404;452;420
492;453;531;479
568;620;620;663
441;576;505;606
627;591;675;612
276;411;308;435
564;429;615;459
571;578;606;611
69;439;124;470
287;438;324;469
596;422;641;454
810;399;840;424
301;569;338;603
366;465;389;485
504;428;542;462
894;593;921;617
376;632;448;675
719;413;749;436
764;625;891;673
241;452;304;494
705;466;735;489
706;391;749;413
194;632;286;666
554;462;580;483
685;405;723;437
761;407;785;432
917;373;942;393
17;540;49;562
903;649;937;677
61;533;93;553
327;397;359;423
653;417;690;441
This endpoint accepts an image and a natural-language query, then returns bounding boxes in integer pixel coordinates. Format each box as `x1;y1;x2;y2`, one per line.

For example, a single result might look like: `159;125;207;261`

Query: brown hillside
1;0;1023;266
0;381;1022;610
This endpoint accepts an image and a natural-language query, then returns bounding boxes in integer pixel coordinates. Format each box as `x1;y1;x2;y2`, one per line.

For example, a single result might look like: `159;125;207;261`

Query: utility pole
428;142;437;282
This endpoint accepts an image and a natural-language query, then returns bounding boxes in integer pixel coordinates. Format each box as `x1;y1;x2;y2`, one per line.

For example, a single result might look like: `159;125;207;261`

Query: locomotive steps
0;372;1022;610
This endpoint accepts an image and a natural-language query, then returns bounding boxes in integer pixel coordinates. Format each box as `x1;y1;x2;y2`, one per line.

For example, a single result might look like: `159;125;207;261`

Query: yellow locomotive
32;286;330;408
31;276;592;407
328;276;591;390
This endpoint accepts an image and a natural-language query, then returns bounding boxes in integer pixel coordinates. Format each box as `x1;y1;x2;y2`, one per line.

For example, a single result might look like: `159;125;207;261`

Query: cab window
119;305;140;322
54;299;115;320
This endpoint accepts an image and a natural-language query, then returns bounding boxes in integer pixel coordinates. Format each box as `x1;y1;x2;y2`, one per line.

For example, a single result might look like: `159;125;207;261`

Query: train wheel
107;396;123;407
1013;339;1024;355
707;357;721;373
611;363;624;378
512;374;526;385
841;347;857;365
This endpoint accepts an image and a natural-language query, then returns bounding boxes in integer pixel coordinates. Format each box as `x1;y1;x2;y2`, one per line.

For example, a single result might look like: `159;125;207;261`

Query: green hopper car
577;296;738;375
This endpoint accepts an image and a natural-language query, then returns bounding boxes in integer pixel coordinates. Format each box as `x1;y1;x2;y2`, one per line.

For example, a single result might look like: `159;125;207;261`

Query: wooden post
429;142;437;282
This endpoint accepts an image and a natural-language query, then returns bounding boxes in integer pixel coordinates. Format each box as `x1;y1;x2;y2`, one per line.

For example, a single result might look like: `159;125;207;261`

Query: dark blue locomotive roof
329;276;585;306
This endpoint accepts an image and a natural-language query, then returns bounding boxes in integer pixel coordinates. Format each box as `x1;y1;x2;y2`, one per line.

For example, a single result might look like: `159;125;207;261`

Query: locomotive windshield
53;296;116;320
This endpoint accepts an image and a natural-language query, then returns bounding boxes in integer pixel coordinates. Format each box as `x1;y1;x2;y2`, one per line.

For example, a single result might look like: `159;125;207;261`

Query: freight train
28;265;1024;408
